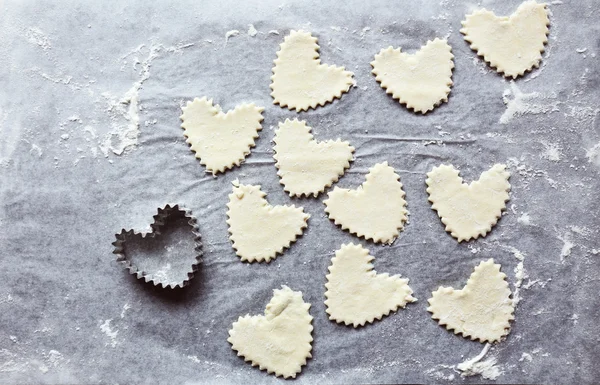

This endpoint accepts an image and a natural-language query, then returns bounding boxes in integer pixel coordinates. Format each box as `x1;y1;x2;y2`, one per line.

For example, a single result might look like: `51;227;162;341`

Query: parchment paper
0;0;599;383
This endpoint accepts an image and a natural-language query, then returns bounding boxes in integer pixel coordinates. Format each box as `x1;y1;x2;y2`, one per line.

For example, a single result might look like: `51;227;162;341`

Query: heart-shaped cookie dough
227;181;309;262
427;259;514;343
426;164;510;242
325;243;416;327
112;204;202;289
228;285;313;379
270;30;354;111
324;162;407;244
460;1;550;78
274;119;354;197
180;97;264;175
371;38;454;114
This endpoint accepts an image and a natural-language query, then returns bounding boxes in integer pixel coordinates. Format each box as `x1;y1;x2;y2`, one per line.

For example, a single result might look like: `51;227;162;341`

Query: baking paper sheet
0;0;599;383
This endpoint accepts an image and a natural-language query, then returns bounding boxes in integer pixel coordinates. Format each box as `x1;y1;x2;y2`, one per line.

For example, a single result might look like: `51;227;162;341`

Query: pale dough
461;1;550;79
426;164;510;242
180;97;264;175
371;38;454;114
325;243;416;327
226;181;309;263
324;162;407;244
427;259;514;343
228;285;313;379
273;119;354;197
270;30;354;111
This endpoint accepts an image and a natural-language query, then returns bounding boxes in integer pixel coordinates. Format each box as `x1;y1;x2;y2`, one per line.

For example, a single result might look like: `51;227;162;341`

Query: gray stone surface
0;0;599;383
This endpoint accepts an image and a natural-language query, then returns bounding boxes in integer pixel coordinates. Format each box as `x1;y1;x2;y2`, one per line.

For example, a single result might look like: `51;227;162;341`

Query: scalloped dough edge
371;38;454;114
426;164;510;242
273;118;355;198
324;162;408;244
324;243;416;327
226;183;309;263
460;1;550;79
180;97;264;175
270;30;354;111
427;259;515;343
228;286;313;379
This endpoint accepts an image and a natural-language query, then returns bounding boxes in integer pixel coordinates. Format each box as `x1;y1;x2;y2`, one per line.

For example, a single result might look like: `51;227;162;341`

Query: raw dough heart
426;164;510;242
227;181;309;262
180;97;264;175
427;259;514;343
270;30;354;111
324;162;407;244
228;285;313;379
274;119;354;197
460;0;550;78
325;243;416;327
371;38;454;114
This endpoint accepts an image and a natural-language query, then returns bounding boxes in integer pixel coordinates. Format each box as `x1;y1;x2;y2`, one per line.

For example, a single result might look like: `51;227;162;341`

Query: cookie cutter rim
112;204;202;289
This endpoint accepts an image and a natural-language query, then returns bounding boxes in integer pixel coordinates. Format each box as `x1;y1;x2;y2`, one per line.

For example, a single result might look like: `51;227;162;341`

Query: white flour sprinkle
45;350;64;368
456;344;503;380
517;213;531;225
99;42;160;156
570;314;579;324
120;303;131;318
25;27;51;50
540;141;562;162
500;82;560;124
565;104;599;125
585;141;600;168
519;352;533;362
558;233;574;262
425;366;455;381
187;355;201;363
153;263;172;282
100;319;119;347
507;246;527;306
29;143;43;157
165;42;194;54
224;30;240;45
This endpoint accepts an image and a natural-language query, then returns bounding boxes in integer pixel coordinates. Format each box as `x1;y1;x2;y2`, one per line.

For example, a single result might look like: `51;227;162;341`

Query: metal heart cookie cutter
112;204;202;289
